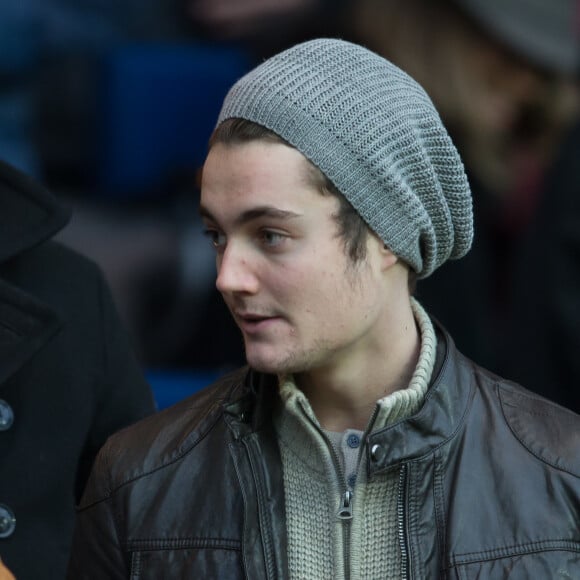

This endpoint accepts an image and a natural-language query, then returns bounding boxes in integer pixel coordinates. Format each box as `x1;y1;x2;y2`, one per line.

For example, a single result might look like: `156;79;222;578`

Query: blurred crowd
1;0;579;411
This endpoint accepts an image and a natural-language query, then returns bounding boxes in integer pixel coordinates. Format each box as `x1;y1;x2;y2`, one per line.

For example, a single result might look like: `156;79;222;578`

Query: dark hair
208;118;417;292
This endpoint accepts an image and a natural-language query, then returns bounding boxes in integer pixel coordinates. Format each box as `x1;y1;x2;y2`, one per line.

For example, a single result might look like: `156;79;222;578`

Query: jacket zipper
244;436;277;580
306;406;354;580
329;405;380;580
398;463;409;580
337;490;353;580
325;433;353;580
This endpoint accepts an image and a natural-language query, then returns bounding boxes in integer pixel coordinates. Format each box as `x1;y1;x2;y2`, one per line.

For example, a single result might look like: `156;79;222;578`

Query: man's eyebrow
199;205;303;226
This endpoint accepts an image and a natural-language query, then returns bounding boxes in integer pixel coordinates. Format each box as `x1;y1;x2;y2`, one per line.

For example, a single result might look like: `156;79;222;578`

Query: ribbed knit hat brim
217;38;473;278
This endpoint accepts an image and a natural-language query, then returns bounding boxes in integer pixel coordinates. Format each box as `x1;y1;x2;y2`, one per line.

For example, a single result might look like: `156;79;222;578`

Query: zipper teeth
344;520;351;580
398;464;409;580
303;402;350;499
305;404;353;580
245;438;276;580
300;401;379;580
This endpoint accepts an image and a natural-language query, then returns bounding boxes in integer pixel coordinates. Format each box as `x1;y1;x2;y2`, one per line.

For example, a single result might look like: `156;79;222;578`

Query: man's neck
295;298;420;432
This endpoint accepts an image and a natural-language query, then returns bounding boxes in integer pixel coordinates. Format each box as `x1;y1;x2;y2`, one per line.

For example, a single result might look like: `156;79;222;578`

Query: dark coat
67;326;580;579
0;161;156;579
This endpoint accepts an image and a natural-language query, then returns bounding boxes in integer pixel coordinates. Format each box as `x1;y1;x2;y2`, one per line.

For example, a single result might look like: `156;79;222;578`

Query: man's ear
380;243;399;271
368;234;398;271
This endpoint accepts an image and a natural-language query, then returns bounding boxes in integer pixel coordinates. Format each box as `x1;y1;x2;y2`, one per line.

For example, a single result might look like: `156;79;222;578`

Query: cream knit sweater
273;299;436;579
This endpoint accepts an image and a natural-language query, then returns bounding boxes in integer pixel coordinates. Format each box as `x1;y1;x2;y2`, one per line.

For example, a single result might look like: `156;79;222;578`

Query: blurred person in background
346;0;580;409
185;0;347;58
0;159;155;579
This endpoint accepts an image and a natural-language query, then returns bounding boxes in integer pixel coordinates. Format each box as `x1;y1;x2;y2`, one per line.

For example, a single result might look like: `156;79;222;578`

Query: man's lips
233;311;282;333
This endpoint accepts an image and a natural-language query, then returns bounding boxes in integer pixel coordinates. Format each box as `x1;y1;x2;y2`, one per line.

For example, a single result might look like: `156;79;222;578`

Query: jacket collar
0;161;67;382
0;160;70;263
365;322;474;472
230;320;474;469
223;369;279;438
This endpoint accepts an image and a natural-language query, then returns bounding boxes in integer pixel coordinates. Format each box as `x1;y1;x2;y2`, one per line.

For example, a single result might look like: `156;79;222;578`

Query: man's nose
215;244;259;295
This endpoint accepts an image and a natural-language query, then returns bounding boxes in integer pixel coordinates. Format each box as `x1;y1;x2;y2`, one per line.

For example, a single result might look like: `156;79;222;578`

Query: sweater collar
0;160;70;263
365;323;473;472
372;298;436;428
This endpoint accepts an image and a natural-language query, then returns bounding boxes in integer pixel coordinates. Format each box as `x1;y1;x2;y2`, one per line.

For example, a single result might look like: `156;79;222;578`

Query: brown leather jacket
67;326;580;579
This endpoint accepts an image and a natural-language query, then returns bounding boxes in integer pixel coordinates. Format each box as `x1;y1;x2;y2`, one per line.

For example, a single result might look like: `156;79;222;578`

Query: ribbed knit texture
217;38;473;278
374;298;437;425
275;412;336;579
274;299;436;579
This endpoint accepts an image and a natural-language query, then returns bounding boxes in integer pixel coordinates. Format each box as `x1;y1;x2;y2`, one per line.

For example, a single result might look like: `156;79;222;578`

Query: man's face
200;140;393;376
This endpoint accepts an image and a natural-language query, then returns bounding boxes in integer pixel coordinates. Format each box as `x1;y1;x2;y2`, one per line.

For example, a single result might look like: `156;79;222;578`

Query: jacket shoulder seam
499;385;580;477
78;395;230;510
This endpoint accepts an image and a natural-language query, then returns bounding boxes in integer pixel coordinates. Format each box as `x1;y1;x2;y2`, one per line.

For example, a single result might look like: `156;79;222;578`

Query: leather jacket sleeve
68;442;129;579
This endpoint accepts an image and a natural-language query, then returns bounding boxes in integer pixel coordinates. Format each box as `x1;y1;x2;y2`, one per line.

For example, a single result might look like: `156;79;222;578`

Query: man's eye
260;230;286;247
203;229;226;249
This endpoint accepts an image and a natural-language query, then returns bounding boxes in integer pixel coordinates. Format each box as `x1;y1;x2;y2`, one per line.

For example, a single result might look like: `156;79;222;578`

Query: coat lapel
0;278;62;385
0;159;70;263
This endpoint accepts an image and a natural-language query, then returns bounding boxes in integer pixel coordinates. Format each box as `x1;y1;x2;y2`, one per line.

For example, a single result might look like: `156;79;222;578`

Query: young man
67;39;580;578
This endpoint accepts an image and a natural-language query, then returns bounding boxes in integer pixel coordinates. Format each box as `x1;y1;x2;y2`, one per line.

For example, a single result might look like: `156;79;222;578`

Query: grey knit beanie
217;38;473;278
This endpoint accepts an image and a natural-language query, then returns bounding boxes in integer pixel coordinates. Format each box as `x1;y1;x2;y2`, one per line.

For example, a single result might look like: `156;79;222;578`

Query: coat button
0;400;14;431
0;505;16;538
370;443;386;462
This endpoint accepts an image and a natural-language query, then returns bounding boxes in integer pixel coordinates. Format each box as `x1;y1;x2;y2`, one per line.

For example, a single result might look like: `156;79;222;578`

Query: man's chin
245;350;295;375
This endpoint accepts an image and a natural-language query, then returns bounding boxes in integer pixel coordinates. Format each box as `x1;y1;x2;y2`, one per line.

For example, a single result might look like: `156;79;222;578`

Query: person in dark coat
0;159;156;579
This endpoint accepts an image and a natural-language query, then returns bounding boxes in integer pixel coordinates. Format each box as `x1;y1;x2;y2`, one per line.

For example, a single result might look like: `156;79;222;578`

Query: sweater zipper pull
337;490;353;520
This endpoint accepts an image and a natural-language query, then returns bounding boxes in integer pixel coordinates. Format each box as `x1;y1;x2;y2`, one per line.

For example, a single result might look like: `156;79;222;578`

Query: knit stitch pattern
275;394;337;579
217;38;473;277
374;298;436;425
356;470;403;579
